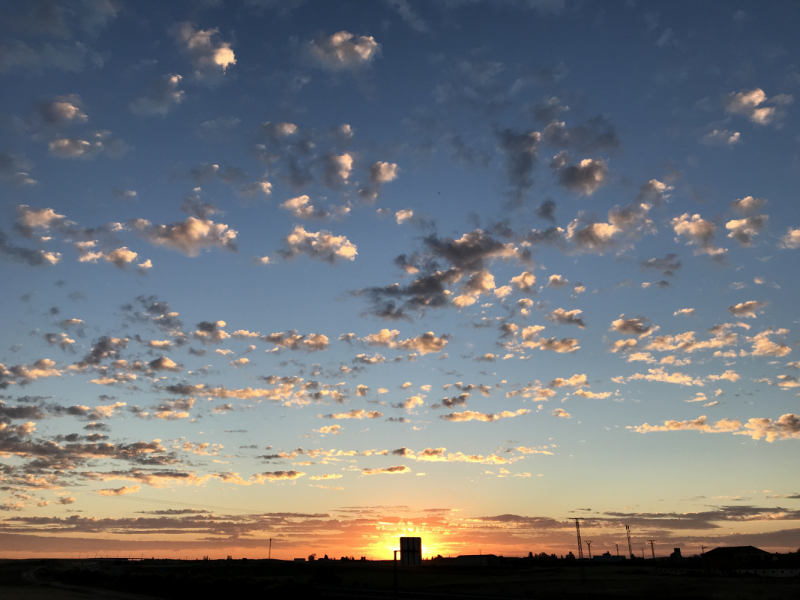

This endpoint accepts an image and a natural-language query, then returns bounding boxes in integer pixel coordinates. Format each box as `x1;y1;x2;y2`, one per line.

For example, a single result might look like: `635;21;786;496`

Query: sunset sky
1;0;799;560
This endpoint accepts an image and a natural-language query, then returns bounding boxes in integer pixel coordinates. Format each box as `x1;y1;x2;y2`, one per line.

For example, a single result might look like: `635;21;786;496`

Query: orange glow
372;529;451;560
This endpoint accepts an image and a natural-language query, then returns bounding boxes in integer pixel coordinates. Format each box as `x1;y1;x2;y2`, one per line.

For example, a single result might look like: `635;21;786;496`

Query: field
1;558;798;599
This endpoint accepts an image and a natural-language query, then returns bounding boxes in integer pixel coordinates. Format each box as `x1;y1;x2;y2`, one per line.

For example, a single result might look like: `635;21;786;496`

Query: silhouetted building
592;551;625;563
400;537;422;566
456;554;499;566
704;546;772;565
702;546;800;578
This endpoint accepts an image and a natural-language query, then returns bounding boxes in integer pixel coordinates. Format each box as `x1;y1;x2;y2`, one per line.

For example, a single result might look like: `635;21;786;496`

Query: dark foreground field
1;558;797;600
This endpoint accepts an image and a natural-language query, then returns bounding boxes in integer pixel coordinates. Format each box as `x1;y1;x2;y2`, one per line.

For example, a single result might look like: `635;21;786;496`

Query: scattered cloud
280;226;357;262
728;300;766;318
726;215;767;247
555;158;609;195
631;413;800;443
547;308;585;328
701;129;740;146
172;22;236;84
362;465;410;475
362;329;449;355
441;409;529;422
631;415;742;434
98;485;141;496
319;409;382;419
308;31;381;71
610;315;655;338
49;131;127;160
130;74;185;115
779;228;800;249
671;213;725;257
723;88;792;125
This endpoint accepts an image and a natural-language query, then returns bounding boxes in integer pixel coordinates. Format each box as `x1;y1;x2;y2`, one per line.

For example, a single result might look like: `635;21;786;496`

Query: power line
86;492;261;514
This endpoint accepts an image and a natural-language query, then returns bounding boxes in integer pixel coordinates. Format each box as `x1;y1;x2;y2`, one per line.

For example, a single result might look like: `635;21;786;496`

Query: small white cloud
701;129;740;145
172;22;236;84
308;31;381;71
779;228;800;249
396;209;413;224
49;131;127;159
280;226;357;263
723;88;791;126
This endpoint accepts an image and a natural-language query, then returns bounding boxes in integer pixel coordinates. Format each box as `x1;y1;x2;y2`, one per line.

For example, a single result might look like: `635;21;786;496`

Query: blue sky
1;0;799;559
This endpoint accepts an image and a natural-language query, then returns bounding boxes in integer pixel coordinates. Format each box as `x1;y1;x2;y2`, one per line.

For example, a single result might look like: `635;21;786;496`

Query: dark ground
0;558;797;600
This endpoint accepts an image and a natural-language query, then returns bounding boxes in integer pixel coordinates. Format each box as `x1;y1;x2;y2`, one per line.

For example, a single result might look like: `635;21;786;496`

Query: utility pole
625;525;634;559
269;538;272;560
586;541;592;559
616;543;619;557
393;549;399;600
701;545;707;555
647;540;656;561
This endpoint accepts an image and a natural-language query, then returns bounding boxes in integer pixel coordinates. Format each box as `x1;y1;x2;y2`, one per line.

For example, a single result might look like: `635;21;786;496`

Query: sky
1;0;799;561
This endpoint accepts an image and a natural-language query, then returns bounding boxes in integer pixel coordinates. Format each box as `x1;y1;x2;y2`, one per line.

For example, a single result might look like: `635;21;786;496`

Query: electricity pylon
647;540;656;561
570;518;584;559
570;518;587;584
625;524;634;559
